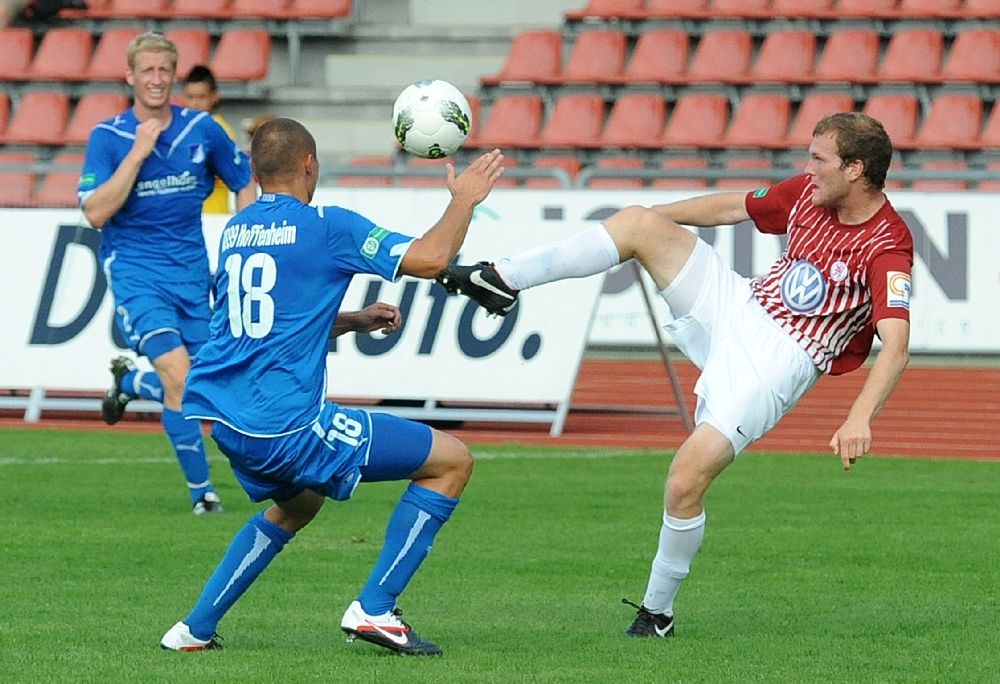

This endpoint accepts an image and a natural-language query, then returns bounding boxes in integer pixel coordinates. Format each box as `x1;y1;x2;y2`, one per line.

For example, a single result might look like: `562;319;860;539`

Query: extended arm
329;302;402;340
649;191;750;227
83;118;165;229
829;317;910;470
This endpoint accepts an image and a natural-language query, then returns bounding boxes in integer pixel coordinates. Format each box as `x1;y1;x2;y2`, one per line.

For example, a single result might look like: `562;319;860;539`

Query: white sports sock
642;510;707;616
494;224;620;291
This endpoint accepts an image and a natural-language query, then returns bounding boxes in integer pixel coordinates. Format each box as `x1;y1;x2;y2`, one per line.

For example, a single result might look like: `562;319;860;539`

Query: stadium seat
538;94;606;149
481;30;562;86
835;0;898;17
687;30;753;83
398;157;449;188
0;151;38;208
613;29;691;85
524;155;582;188
229;0;294;19
337;155;394;187
210;29;271;82
641;0;710;18
910;160;968;191
651;156;710;189
89;0;171;18
0;28;35;81
963;0;1000;17
170;0;232;18
164;28;212;82
976;161;1000;191
862;93;919;149
977;103;1000;149
786;91;855;147
27;28;94;82
0;92;71;145
715;157;774;190
768;0;836;18
913;94;983;151
814;29;880;84
564;0;645;20
473;94;544;149
940;29;1000;84
555;29;628;84
710;0;771;18
599;93;667;149
751;30;817;84
724;93;792;149
883;156;904;190
292;0;353;18
462;94;482;149
662;93;730;148
34;171;81;208
86;27;144;81
877;29;943;84
585;155;646;188
0;92;9;134
895;0;962;18
64;93;130;146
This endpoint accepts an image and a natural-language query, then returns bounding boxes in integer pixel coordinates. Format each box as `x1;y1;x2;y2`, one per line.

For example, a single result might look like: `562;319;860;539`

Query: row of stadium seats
0;150;81;207
58;0;352;20
460;90;1000;152
482;27;1000;88
565;0;1000;21
0;26;270;84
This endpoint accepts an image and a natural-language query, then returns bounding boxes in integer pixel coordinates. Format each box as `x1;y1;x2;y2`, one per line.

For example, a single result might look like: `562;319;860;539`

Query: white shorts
660;239;820;455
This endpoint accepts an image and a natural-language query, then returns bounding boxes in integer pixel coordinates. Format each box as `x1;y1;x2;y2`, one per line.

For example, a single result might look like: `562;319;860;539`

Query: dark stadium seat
473;94;544;149
662;92;730;149
537;94;606;149
710;0;772;19
641;0;710;18
862;93;919;149
164;28;212;82
768;0;836;18
585;155;647;188
0;151;38;208
687;30;753;83
64;93;130;145
715;157;774;190
0;28;35;82
210;29;271;82
86;27;144;81
940;29;1000;84
751;29;817;84
613;29;691;85
564;0;645;20
877;29;944;84
814;29;880;84
651;156;710;189
0;92;71;145
913;94;983;151
555;29;628;84
524;155;582;188
481;30;562;86
786;91;855;147
27;28;94;82
599;93;667;149
910;160;969;191
723;93;792;149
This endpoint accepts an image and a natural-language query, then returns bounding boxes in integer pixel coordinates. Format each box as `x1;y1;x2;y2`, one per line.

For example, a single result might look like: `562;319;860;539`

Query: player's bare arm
830;317;910;470
329;303;402;339
650;191;750;227
84;118;165;229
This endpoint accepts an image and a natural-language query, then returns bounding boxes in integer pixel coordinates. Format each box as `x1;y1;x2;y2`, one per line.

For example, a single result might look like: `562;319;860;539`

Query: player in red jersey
437;112;912;637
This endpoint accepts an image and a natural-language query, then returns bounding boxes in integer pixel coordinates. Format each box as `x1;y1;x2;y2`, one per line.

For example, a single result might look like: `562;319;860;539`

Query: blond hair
126;32;178;70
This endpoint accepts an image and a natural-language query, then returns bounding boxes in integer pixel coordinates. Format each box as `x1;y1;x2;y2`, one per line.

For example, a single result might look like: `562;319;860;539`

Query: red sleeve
744;174;811;235
868;250;912;324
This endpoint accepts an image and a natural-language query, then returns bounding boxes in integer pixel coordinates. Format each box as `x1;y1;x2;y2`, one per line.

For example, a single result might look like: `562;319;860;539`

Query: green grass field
2;427;998;683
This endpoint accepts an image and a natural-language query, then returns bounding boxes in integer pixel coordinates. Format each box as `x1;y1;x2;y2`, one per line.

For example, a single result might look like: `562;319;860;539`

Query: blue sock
119;369;164;402
161;408;213;503
358;483;459;615
185;512;294;640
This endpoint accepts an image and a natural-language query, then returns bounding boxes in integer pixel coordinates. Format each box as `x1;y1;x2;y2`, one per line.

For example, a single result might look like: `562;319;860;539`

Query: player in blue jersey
79;32;257;515
159;118;505;655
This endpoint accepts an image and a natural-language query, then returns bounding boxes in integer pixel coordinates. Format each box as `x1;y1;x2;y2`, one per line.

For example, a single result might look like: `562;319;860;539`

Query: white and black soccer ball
392;79;472;159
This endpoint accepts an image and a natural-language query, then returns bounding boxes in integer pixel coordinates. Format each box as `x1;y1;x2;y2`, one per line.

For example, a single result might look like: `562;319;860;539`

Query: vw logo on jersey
780;259;826;313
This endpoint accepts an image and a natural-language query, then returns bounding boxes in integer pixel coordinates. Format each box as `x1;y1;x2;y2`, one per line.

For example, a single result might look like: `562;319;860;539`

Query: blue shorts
209;401;433;503
105;259;211;358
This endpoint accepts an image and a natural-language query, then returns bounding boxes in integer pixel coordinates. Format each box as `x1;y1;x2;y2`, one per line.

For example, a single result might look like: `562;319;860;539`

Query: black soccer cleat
622;598;675;638
341;601;443;656
100;356;135;425
437;261;518;317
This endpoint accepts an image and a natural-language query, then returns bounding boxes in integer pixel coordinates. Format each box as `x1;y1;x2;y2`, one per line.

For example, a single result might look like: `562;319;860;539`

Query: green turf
1;427;997;683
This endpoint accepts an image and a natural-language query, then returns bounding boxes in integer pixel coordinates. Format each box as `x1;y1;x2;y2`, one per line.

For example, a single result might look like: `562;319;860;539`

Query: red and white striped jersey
745;174;913;375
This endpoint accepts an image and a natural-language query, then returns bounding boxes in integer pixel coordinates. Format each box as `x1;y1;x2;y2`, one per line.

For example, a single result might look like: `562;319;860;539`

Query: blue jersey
184;193;414;436
79;104;252;280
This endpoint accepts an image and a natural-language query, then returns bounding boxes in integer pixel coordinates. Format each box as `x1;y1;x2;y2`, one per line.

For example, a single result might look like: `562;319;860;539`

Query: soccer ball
392;79;472;159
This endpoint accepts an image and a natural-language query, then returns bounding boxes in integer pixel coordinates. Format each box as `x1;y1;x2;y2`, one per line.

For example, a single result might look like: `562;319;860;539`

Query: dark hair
250;117;317;183
184;64;217;91
813;112;893;191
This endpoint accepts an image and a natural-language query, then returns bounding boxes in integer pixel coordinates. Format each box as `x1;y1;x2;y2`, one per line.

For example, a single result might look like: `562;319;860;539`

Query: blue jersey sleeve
322;205;414;283
202;117;252;193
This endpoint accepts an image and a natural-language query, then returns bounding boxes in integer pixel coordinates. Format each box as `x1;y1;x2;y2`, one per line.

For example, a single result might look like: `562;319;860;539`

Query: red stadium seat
0;92;71;145
963;0;1000;17
913;94;983;151
337;155;394;187
614;29;691;85
210;29;271;81
910;160;968;191
835;0;898;17
481;30;562;86
814;29;880;84
662;93;730;148
751;30;817;84
90;0;171;18
687;30;753;83
940;29;1000;84
641;0;710;18
710;0;771;18
600;93;667;149
64;93;130;145
0;28;35;81
715;157;774;190
0;92;10;134
555;29;628;84
164;28;212;82
473;94;544;149
877;29;943;84
27;28;94;82
652;156;710;189
786;91;855;147
769;0;836;18
524;155;582;188
229;0;293;18
724;93;792;149
0;151;38;208
862;93;919;150
586;155;647;188
34;171;81;207
292;0;353;18
538;94;606;149
86;27;144;81
170;0;232;18
977;103;1000;149
565;0;644;20
895;0;962;18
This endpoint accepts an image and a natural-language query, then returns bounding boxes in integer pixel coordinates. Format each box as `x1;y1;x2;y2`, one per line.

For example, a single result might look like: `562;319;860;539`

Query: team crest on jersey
361;227;389;259
887;271;911;309
830;260;849;282
780;259;826;313
189;144;206;164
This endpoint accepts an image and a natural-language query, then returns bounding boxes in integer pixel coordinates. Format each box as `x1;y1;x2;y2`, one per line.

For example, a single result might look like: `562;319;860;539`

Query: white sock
642;511;707;616
494;224;620;291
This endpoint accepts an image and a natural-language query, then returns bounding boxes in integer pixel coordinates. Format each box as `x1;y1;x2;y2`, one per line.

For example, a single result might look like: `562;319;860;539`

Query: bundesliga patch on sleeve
752;188;769;198
887;271;911;309
361;227;390;259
